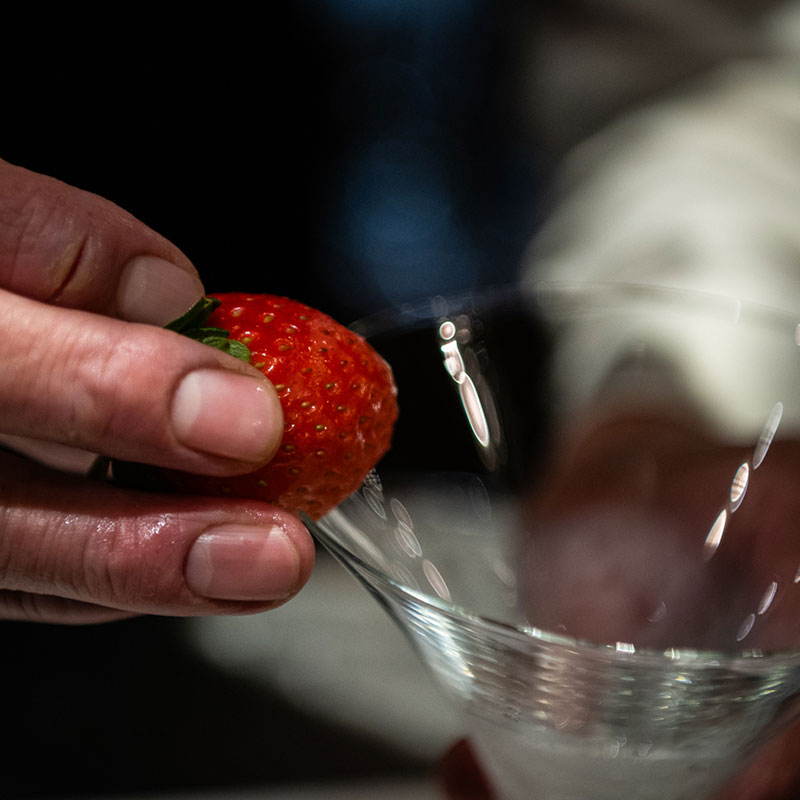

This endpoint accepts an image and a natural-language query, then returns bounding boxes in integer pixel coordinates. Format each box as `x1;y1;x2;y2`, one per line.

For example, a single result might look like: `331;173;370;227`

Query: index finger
0;158;204;324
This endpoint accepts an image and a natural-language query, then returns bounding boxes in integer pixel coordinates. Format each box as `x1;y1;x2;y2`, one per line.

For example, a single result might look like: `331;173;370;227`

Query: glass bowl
308;283;800;799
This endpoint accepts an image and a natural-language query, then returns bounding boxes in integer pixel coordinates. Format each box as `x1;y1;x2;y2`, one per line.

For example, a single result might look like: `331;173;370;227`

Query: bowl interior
313;283;800;658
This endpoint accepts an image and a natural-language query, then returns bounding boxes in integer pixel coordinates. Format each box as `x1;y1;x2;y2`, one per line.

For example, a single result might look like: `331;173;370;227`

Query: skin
0;158;315;624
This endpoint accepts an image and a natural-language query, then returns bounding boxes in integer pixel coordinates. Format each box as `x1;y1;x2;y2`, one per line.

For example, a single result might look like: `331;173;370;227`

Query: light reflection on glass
440;339;465;381
438;316;504;466
364;485;388;520
390;496;414;529
703;509;728;561
395;521;423;558
648;601;668;624
609;737;626;759
490;557;516;589
638;742;655;758
439;319;456;341
468;476;492;522
423;558;452;601
459;377;491;446
758;581;778;616
389;561;420;592
753;401;783;469
729;462;749;511
736;613;756;642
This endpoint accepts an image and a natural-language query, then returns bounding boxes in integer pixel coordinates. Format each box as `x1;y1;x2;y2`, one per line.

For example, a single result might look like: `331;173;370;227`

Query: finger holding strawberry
0;159;320;623
114;292;399;521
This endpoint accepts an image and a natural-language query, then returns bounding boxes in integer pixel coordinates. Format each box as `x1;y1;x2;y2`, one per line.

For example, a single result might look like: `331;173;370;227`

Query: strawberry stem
167;297;251;363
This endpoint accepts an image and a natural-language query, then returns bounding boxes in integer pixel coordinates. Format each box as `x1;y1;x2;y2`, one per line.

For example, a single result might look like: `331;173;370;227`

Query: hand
0;158;315;623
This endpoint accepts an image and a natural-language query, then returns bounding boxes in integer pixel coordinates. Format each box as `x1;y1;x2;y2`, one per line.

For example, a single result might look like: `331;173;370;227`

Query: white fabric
523;2;800;434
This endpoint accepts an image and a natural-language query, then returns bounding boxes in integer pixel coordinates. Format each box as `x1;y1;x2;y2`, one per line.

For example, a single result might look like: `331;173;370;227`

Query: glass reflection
757;581;778;616
753;401;783;469
729;462;749;510
704;512;727;561
438;315;503;468
736;613;756;642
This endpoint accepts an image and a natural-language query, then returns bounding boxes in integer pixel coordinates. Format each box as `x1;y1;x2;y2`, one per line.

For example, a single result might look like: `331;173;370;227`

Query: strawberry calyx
166;296;252;363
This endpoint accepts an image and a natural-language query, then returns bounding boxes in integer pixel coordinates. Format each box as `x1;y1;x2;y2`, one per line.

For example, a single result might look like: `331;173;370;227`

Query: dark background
5;3;545;322
0;4;546;796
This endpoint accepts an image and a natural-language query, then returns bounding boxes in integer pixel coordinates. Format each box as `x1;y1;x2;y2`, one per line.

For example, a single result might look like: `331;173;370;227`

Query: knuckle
0;450;193;615
0;177;93;302
0;486;133;610
55;322;168;449
109;339;173;448
84;516;188;609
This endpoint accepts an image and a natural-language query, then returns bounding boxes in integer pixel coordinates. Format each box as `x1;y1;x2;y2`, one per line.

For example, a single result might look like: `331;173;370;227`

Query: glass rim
309;509;800;669
349;280;800;339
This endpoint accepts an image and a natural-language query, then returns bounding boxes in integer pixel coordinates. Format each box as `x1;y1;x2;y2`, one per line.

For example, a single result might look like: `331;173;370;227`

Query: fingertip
116;255;205;325
184;520;313;603
170;369;284;466
281;511;317;587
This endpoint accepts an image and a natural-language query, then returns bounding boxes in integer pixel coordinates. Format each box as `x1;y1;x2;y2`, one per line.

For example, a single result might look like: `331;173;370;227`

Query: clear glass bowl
308;283;800;799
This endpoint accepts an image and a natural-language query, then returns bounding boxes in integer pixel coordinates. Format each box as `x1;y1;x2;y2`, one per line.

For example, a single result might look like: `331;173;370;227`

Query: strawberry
114;293;398;520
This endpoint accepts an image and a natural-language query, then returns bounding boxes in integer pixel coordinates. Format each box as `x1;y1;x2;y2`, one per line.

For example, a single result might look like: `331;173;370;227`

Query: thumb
0;448;315;621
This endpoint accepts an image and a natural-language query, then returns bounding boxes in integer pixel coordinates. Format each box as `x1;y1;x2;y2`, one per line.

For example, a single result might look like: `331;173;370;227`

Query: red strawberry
114;293;398;520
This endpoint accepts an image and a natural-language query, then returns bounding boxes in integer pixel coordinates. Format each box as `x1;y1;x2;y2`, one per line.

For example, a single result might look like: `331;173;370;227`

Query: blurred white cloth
522;0;800;435
525;0;800;308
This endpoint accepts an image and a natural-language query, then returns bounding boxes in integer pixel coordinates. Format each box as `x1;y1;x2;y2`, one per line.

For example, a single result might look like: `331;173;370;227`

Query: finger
0;158;204;324
0;592;137;625
0;289;283;474
0;450;316;618
438;740;495;800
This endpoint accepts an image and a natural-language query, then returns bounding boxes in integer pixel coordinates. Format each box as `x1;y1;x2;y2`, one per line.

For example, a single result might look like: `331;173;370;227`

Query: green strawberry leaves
164;296;220;333
167;297;251;363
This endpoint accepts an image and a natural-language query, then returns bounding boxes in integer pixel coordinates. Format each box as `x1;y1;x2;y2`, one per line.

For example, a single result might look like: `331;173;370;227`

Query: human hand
0;158;315;623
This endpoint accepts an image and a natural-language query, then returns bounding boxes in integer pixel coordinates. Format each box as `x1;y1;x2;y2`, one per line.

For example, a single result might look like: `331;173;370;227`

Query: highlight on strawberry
113;293;398;520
